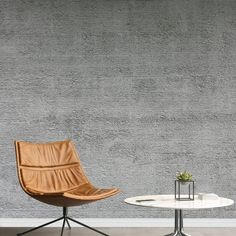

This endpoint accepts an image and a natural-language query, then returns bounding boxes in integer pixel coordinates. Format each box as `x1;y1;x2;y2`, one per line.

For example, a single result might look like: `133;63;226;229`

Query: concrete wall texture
0;0;236;218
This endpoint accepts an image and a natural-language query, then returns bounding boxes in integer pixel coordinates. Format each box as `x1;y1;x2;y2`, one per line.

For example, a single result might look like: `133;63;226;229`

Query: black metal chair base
17;207;109;236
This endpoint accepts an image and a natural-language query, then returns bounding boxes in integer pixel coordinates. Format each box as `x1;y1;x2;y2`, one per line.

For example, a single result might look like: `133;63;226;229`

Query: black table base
165;210;190;236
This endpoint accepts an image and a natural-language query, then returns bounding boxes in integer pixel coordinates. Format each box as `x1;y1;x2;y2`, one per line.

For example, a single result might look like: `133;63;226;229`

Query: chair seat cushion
63;183;119;200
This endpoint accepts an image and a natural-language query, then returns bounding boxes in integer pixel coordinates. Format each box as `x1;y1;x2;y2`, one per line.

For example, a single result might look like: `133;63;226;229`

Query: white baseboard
0;218;236;227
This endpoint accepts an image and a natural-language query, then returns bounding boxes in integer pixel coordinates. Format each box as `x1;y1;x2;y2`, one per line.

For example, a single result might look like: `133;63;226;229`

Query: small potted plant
176;171;193;183
175;171;194;201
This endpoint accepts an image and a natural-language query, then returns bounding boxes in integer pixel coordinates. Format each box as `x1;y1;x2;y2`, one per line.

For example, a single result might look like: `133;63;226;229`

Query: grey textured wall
0;0;236;218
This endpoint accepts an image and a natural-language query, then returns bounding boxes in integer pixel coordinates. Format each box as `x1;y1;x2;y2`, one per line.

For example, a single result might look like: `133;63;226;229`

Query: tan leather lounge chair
15;140;119;236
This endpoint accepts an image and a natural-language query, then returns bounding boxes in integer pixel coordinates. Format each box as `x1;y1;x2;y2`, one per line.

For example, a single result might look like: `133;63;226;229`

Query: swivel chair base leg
17;207;109;236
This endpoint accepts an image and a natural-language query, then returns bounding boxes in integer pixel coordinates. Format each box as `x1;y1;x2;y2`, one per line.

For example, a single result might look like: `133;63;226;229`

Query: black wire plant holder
175;180;194;201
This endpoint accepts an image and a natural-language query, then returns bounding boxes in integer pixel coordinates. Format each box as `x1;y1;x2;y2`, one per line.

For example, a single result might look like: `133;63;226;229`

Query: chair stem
63;206;68;217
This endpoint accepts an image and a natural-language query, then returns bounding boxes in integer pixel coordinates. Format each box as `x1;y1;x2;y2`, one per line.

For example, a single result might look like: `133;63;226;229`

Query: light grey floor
0;228;236;236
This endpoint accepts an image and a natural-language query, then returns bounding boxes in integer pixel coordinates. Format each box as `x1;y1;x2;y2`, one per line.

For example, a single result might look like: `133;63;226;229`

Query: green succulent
176;171;193;181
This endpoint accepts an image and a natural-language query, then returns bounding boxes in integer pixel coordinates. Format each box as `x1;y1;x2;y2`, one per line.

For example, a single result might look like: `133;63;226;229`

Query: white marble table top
124;195;234;210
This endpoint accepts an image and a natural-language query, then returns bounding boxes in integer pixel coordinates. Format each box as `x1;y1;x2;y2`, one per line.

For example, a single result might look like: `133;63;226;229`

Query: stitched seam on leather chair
20;162;80;170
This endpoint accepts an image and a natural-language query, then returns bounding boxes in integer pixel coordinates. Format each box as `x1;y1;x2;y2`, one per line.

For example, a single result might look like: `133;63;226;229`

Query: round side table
125;195;234;236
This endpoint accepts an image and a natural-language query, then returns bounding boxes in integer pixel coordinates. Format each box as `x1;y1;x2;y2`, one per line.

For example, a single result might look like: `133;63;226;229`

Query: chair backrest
15;140;89;194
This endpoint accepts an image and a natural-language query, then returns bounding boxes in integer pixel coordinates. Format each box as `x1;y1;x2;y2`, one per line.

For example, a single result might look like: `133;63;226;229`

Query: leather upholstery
15;140;119;206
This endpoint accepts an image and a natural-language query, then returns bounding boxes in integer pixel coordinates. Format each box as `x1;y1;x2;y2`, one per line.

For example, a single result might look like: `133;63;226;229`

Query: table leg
164;210;191;236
